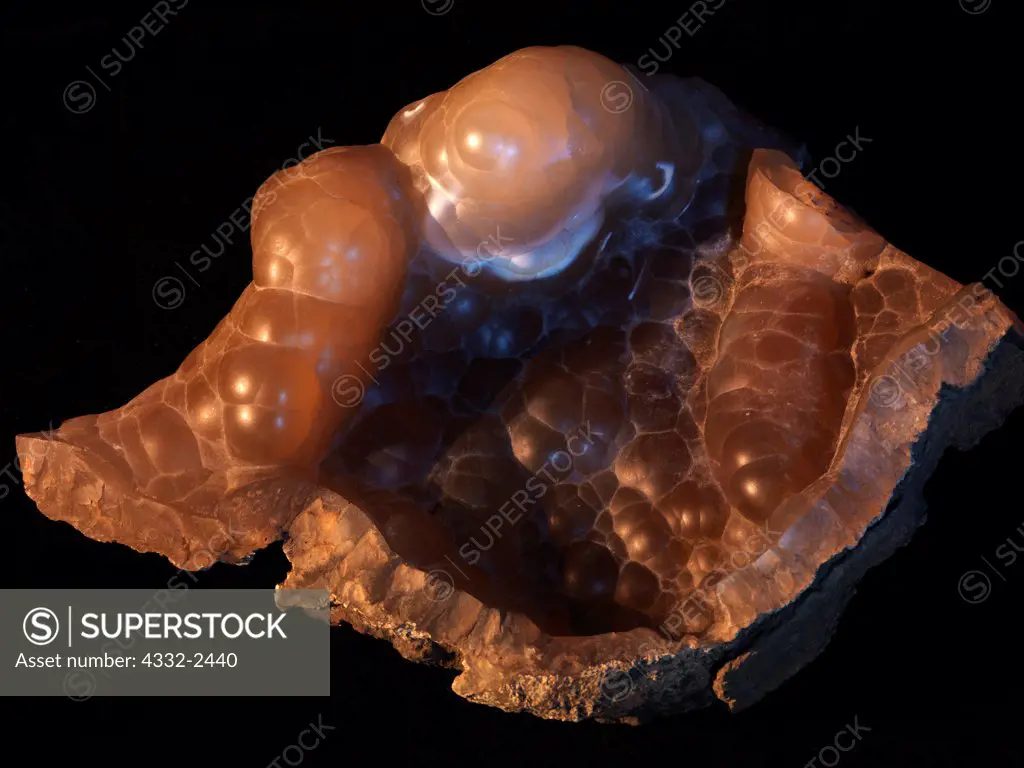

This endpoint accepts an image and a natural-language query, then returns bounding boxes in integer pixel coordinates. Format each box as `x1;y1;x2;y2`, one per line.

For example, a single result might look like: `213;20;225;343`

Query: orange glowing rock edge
17;46;1024;722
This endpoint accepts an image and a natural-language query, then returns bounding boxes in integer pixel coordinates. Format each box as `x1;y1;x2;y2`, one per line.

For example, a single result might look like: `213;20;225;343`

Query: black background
2;1;1023;765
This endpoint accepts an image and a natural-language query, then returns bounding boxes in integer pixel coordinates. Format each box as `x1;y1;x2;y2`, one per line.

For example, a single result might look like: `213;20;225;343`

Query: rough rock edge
17;291;1024;723
712;330;1024;712
276;289;1024;722
14;438;314;572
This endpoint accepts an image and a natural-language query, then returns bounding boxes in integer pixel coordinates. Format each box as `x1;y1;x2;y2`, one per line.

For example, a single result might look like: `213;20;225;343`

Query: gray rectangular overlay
2;589;330;697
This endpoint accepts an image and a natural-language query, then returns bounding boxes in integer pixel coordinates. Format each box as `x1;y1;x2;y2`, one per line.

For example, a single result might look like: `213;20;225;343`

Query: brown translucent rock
16;47;1024;721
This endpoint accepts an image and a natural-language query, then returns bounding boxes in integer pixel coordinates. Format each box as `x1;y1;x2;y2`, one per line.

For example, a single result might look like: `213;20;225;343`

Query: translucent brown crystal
17;46;1024;721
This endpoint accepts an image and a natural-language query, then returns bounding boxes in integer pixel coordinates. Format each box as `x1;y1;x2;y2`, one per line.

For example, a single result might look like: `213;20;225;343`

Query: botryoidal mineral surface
17;46;1024;722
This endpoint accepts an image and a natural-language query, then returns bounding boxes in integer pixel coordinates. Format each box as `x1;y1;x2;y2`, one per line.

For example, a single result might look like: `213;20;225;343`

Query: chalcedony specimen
18;46;1024;721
